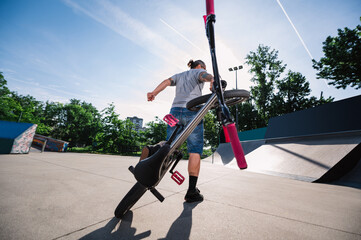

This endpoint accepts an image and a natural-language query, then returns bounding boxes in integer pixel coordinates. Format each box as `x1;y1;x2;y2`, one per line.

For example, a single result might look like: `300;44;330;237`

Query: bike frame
167;93;218;157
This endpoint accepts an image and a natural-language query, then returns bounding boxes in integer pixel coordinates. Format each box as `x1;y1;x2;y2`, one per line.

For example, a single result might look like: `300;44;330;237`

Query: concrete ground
0;152;361;240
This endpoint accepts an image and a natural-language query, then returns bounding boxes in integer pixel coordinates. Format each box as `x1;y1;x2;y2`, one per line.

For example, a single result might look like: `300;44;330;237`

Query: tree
0;73;48;129
203;111;221;149
273;71;334;116
142;117;167;146
0;72;10;96
243;45;334;129
277;71;310;111
41;101;65;135
313;22;361;89
47;99;102;147
0;72;22;122
273;71;312;115
95;103;139;153
230;100;264;131
245;45;286;126
304;92;334;109
11;93;44;123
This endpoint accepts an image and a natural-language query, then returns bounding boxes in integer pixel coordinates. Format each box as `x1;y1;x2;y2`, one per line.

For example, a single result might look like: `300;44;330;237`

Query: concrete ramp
333;155;361;188
210;131;361;183
211;139;265;165
0;121;37;154
209;95;361;185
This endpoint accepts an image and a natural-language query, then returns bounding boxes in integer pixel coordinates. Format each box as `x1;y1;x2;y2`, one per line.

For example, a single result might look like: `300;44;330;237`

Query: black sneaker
185;188;203;203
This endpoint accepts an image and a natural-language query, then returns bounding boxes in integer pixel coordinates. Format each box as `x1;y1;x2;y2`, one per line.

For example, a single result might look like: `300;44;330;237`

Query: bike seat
134;144;170;188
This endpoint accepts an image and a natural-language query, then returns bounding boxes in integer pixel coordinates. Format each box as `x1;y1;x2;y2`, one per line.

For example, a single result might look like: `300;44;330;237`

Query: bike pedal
163;114;179;127
171;171;185;185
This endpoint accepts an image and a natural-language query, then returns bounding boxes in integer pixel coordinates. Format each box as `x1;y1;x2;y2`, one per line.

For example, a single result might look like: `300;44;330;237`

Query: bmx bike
114;0;250;219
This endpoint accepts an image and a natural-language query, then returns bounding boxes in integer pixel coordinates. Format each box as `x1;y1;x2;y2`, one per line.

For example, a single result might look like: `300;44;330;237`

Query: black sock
188;176;198;192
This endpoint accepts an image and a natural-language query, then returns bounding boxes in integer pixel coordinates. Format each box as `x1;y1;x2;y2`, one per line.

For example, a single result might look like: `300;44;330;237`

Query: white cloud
63;0;192;71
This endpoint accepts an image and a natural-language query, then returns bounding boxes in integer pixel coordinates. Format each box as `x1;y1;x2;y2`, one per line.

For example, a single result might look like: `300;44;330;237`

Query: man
146;59;213;203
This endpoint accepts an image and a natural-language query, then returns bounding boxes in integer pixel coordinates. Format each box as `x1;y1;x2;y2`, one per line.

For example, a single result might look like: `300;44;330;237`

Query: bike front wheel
186;89;250;111
114;182;147;219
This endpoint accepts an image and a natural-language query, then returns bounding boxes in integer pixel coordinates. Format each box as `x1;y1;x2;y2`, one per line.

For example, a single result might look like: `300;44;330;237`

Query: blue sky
1;0;360;125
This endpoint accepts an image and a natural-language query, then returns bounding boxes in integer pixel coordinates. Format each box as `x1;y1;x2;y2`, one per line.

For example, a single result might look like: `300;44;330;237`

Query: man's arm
199;71;214;90
147;78;172;101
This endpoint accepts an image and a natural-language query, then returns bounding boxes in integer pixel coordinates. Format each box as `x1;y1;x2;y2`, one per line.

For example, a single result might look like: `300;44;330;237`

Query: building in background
127;116;143;132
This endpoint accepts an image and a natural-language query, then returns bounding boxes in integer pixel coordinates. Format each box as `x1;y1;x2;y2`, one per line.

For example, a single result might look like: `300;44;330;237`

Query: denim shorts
166;107;204;155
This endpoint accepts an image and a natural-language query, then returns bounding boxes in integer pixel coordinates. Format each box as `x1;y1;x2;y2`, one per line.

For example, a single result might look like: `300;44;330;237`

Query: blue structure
238;127;267;141
0;121;37;154
265;95;361;139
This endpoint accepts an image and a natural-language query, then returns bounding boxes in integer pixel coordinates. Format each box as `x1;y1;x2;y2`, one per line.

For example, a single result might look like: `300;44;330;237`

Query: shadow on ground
79;212;151;240
79;202;200;240
159;201;200;240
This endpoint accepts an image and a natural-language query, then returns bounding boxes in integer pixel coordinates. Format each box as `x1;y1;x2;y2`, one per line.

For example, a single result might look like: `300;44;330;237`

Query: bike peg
128;166;135;174
163;114;179;127
150;187;165;202
171;171;185;185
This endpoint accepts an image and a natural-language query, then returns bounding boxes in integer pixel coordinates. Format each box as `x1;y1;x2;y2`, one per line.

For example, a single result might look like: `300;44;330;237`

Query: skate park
0;96;361;239
211;94;361;186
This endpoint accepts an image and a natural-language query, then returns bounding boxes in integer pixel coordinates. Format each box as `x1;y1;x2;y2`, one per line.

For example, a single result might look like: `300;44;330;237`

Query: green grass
68;146;142;156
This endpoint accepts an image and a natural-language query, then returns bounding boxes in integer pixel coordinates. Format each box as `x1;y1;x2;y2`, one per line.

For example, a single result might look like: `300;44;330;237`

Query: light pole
228;65;243;131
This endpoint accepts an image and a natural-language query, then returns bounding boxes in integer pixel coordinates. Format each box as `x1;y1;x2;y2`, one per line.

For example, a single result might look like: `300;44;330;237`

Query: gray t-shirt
170;69;206;108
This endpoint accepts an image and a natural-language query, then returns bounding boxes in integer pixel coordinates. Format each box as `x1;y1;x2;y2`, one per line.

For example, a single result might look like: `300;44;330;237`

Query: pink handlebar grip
222;125;230;143
206;0;214;15
226;123;247;169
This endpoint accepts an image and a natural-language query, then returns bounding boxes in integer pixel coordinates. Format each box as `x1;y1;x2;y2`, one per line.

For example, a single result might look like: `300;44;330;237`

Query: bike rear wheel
186;89;250;111
114;182;147;219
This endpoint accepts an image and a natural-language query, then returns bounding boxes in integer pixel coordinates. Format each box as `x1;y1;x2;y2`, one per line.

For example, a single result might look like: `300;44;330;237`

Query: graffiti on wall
32;135;69;152
11;124;37;153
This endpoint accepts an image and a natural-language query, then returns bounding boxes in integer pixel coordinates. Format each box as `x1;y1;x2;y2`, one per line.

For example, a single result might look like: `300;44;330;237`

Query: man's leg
185;153;203;203
184;109;204;203
188;153;201;176
188;153;201;192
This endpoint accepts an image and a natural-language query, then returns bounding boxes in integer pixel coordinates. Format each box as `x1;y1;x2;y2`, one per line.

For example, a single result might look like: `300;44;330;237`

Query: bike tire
114;182;147;219
186;89;250;111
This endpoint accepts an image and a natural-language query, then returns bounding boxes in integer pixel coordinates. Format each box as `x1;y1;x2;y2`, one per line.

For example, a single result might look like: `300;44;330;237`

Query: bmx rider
147;59;213;203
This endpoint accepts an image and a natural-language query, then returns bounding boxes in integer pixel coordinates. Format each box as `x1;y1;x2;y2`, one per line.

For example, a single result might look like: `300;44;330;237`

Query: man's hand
147;92;156;101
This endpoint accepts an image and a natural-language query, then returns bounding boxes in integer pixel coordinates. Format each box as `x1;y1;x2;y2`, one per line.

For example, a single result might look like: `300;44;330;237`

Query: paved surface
210;132;361;182
1;152;361;240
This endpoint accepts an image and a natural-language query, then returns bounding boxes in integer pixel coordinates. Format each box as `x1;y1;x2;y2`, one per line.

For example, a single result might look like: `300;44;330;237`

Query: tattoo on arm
199;72;214;82
163;77;172;86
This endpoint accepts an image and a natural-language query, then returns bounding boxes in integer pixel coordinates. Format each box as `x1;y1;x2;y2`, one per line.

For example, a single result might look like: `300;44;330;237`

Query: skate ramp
210;95;361;184
32;134;69;152
211;139;265;165
210;131;361;184
0;120;37;154
247;132;361;182
332;154;361;188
